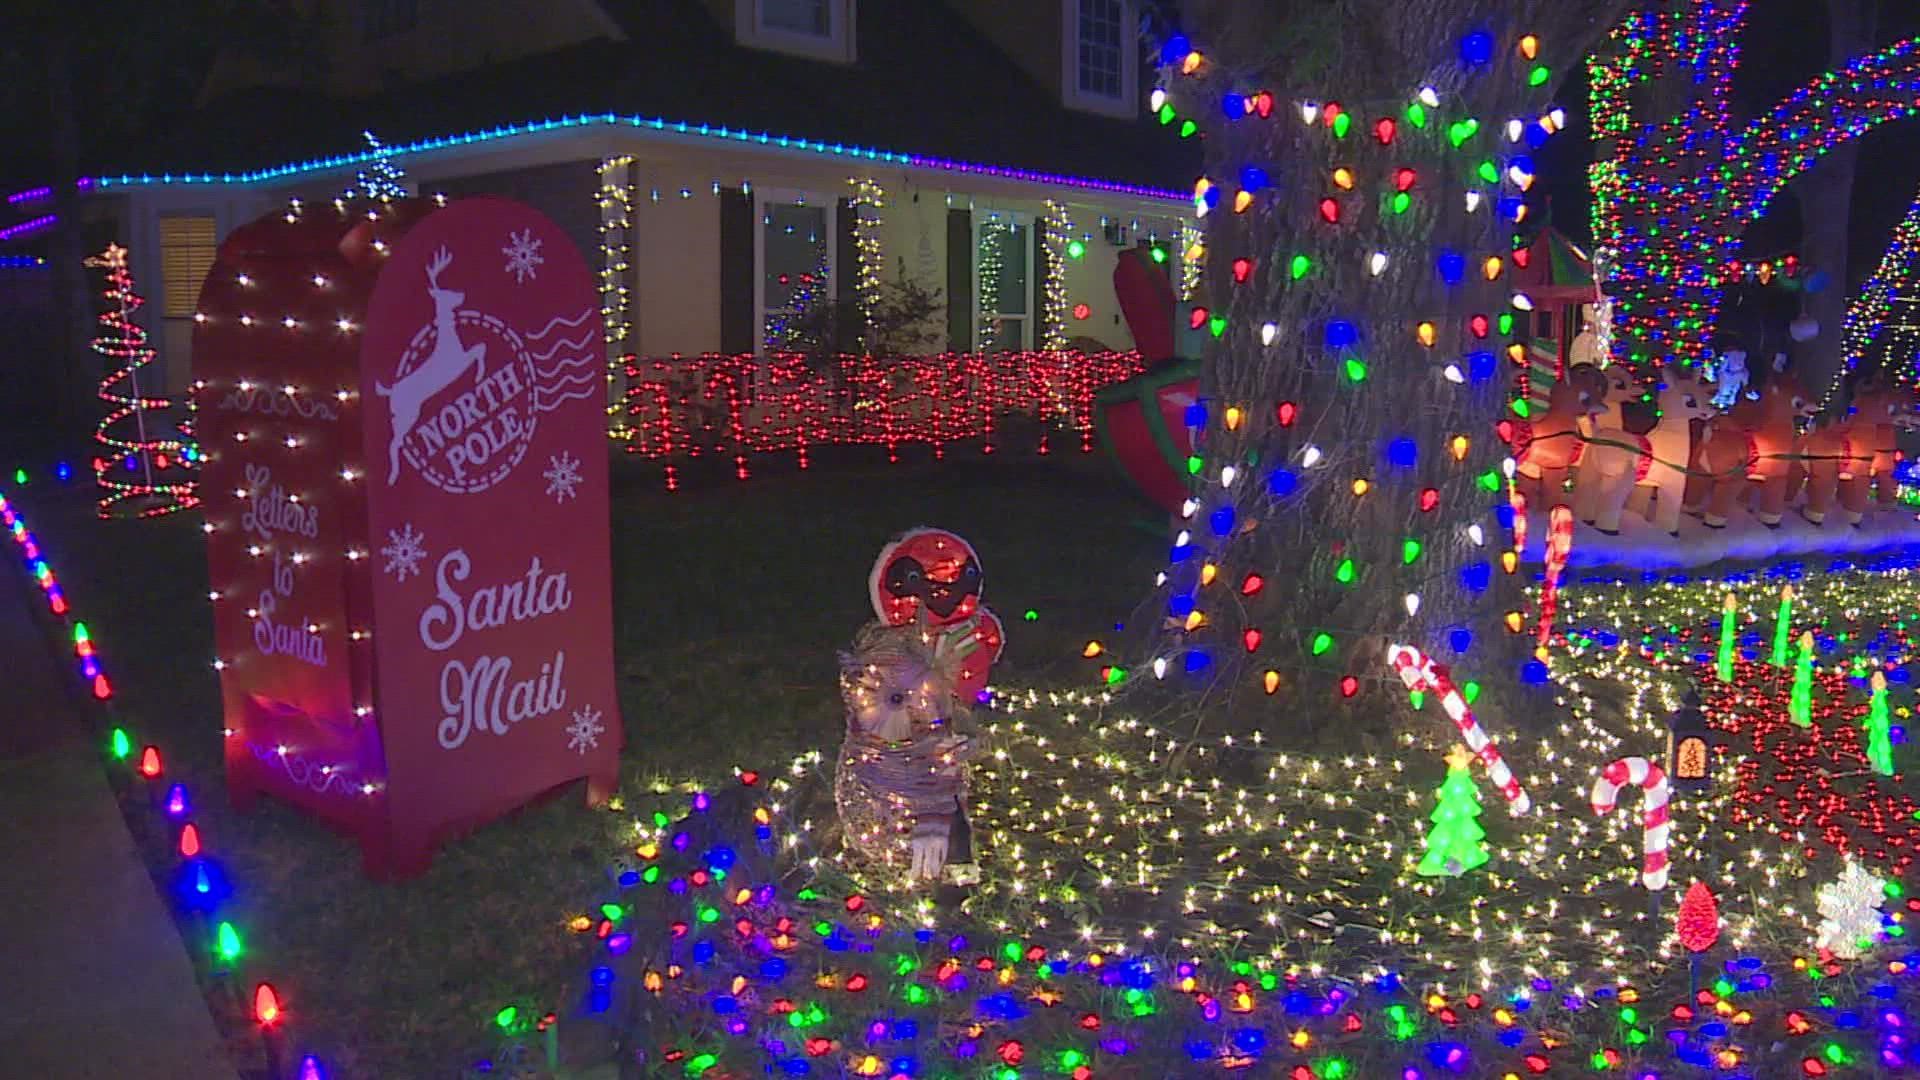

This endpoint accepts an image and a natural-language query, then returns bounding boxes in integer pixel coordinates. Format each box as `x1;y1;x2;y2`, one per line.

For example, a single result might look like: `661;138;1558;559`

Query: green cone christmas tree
1417;746;1489;877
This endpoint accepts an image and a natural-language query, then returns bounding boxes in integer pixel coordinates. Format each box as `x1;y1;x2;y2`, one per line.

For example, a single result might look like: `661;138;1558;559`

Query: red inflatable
1094;246;1200;515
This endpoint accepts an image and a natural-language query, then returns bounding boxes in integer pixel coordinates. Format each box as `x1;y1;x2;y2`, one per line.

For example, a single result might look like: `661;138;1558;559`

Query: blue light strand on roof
87;112;1186;203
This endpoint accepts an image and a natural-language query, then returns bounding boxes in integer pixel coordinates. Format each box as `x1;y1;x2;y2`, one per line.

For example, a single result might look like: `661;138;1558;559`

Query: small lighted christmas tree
1416;746;1488;877
1814;860;1891;960
85;243;198;519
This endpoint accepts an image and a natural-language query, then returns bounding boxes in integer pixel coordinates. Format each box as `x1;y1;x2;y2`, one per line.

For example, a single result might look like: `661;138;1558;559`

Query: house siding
114;133;1185;390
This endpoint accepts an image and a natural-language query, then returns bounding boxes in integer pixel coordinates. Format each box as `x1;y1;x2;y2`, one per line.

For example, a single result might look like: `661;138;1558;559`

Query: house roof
101;2;1194;199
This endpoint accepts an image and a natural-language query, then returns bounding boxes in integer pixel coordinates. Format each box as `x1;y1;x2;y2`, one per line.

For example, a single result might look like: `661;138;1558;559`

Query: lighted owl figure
834;619;977;882
869;528;1005;705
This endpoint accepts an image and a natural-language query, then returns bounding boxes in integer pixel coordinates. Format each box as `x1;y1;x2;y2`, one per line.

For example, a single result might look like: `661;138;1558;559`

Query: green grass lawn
20;445;1162;1078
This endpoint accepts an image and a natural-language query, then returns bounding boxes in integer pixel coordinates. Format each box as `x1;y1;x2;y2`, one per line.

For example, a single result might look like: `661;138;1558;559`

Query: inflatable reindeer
1797;381;1920;524
1687;364;1817;528
1578;367;1716;535
1509;364;1608;505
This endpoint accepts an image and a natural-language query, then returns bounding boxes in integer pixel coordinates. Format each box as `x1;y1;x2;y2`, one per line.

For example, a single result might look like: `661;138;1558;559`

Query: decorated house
55;0;1195;403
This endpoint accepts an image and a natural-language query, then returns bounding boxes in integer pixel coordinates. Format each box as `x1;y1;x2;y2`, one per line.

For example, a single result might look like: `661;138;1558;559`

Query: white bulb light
1502;457;1517;479
1152;657;1168;679
1507;119;1525;142
1301;445;1322;468
1261;322;1278;346
1511;292;1536;311
1175;529;1192;546
1404;593;1421;617
1369;252;1389;276
1443;364;1465;384
1549;107;1567;129
1465;191;1483;213
1419;86;1440;108
1149;88;1167;111
1219;465;1238;487
1181;498;1199;518
1299;101;1319;125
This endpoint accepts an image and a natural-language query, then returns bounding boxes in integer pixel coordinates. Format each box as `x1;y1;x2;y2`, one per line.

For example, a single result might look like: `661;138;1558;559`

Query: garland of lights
84;243;199;519
847;177;886;352
0;492;325;1078
596;156;635;439
1825;182;1920;407
1041;199;1071;351
976;219;1010;348
620;350;1143;490
1590;6;1920;369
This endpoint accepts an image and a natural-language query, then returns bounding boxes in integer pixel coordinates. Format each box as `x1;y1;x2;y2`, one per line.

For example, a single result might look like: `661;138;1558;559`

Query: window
762;0;829;36
362;0;419;42
158;216;218;319
757;196;834;351
1062;0;1136;117
976;216;1031;352
738;0;855;62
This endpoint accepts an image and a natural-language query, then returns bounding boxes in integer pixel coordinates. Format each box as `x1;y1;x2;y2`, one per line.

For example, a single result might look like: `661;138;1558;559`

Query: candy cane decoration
1589;756;1672;891
1535;505;1575;646
1387;644;1532;816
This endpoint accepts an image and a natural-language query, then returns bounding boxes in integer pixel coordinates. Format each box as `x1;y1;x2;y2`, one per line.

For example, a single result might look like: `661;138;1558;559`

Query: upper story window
1062;0;1137;117
737;0;856;63
361;0;420;42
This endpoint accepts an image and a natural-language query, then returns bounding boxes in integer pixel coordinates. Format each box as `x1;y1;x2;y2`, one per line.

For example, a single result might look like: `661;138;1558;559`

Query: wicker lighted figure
833;618;980;883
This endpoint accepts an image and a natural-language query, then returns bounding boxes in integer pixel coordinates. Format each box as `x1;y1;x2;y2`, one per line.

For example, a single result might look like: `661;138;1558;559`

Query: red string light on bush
619;352;1144;489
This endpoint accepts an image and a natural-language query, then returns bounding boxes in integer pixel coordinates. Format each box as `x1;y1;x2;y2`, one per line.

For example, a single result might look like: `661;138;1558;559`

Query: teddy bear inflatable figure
834;619;977;882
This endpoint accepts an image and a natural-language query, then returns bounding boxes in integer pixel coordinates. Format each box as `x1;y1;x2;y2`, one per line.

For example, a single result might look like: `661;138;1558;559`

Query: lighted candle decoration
1791;630;1815;727
1771;584;1795;667
1865;670;1895;776
1717;591;1737;683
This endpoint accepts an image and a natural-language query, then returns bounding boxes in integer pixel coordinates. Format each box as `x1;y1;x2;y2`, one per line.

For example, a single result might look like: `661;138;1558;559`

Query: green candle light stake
1771;584;1794;668
1865;670;1895;775
1717;592;1737;683
1790;630;1814;727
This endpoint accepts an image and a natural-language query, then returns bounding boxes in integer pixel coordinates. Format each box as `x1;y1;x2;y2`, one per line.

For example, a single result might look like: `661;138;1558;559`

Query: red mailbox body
196;196;620;877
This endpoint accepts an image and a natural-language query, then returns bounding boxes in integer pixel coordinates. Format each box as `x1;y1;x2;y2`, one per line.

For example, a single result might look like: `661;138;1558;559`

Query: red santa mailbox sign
197;196;619;877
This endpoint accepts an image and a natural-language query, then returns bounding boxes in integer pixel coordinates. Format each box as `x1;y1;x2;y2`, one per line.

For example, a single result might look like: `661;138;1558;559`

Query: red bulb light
1231;257;1253;282
1319;198;1340;223
1242;628;1263;653
1339;675;1359;698
1189;307;1209;330
1469;314;1491;338
1394;167;1418;192
1275;401;1298;427
1240;573;1265;596
138;745;162;778
1374;117;1397;144
178;823;201;858
253;983;282;1026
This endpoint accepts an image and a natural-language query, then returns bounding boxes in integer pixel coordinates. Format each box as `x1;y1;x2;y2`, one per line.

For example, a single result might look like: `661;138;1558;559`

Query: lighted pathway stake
1590;756;1672;891
1771;584;1794;667
1790;630;1815;727
1387;643;1531;815
1865;670;1895;775
1716;591;1737;683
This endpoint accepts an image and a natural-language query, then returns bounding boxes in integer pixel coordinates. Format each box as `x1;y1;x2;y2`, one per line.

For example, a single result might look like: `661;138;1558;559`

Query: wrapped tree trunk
1148;1;1626;721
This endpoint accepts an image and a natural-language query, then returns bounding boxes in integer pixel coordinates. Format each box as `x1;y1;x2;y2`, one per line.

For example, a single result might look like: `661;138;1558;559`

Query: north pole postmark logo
378;247;537;495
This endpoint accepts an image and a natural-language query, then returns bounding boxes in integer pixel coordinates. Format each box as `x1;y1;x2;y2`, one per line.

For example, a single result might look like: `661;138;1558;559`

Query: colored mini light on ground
253;983;282;1025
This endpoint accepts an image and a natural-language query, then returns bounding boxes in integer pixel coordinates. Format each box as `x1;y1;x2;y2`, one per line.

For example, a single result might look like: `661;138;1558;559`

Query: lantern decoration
1666;689;1713;794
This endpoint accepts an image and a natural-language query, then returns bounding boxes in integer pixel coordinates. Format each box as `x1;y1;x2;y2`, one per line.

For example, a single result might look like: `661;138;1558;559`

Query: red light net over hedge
618;351;1146;488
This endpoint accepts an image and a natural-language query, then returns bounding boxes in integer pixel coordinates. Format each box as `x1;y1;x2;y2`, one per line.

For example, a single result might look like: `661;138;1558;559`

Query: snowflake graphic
380;523;428;581
502;228;545;284
565;705;605;755
543;451;582;502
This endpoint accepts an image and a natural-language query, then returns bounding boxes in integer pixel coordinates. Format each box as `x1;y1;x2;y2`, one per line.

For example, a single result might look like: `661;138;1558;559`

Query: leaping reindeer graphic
376;247;487;484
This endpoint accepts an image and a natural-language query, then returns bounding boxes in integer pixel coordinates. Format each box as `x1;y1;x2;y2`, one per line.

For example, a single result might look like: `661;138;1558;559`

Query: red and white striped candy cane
1387;644;1532;816
1536;505;1576;645
1590;756;1671;891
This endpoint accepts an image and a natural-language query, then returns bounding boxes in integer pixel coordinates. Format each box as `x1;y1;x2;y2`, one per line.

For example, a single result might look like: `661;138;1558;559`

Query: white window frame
754;188;837;355
736;0;856;64
1062;0;1137;118
974;211;1034;353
